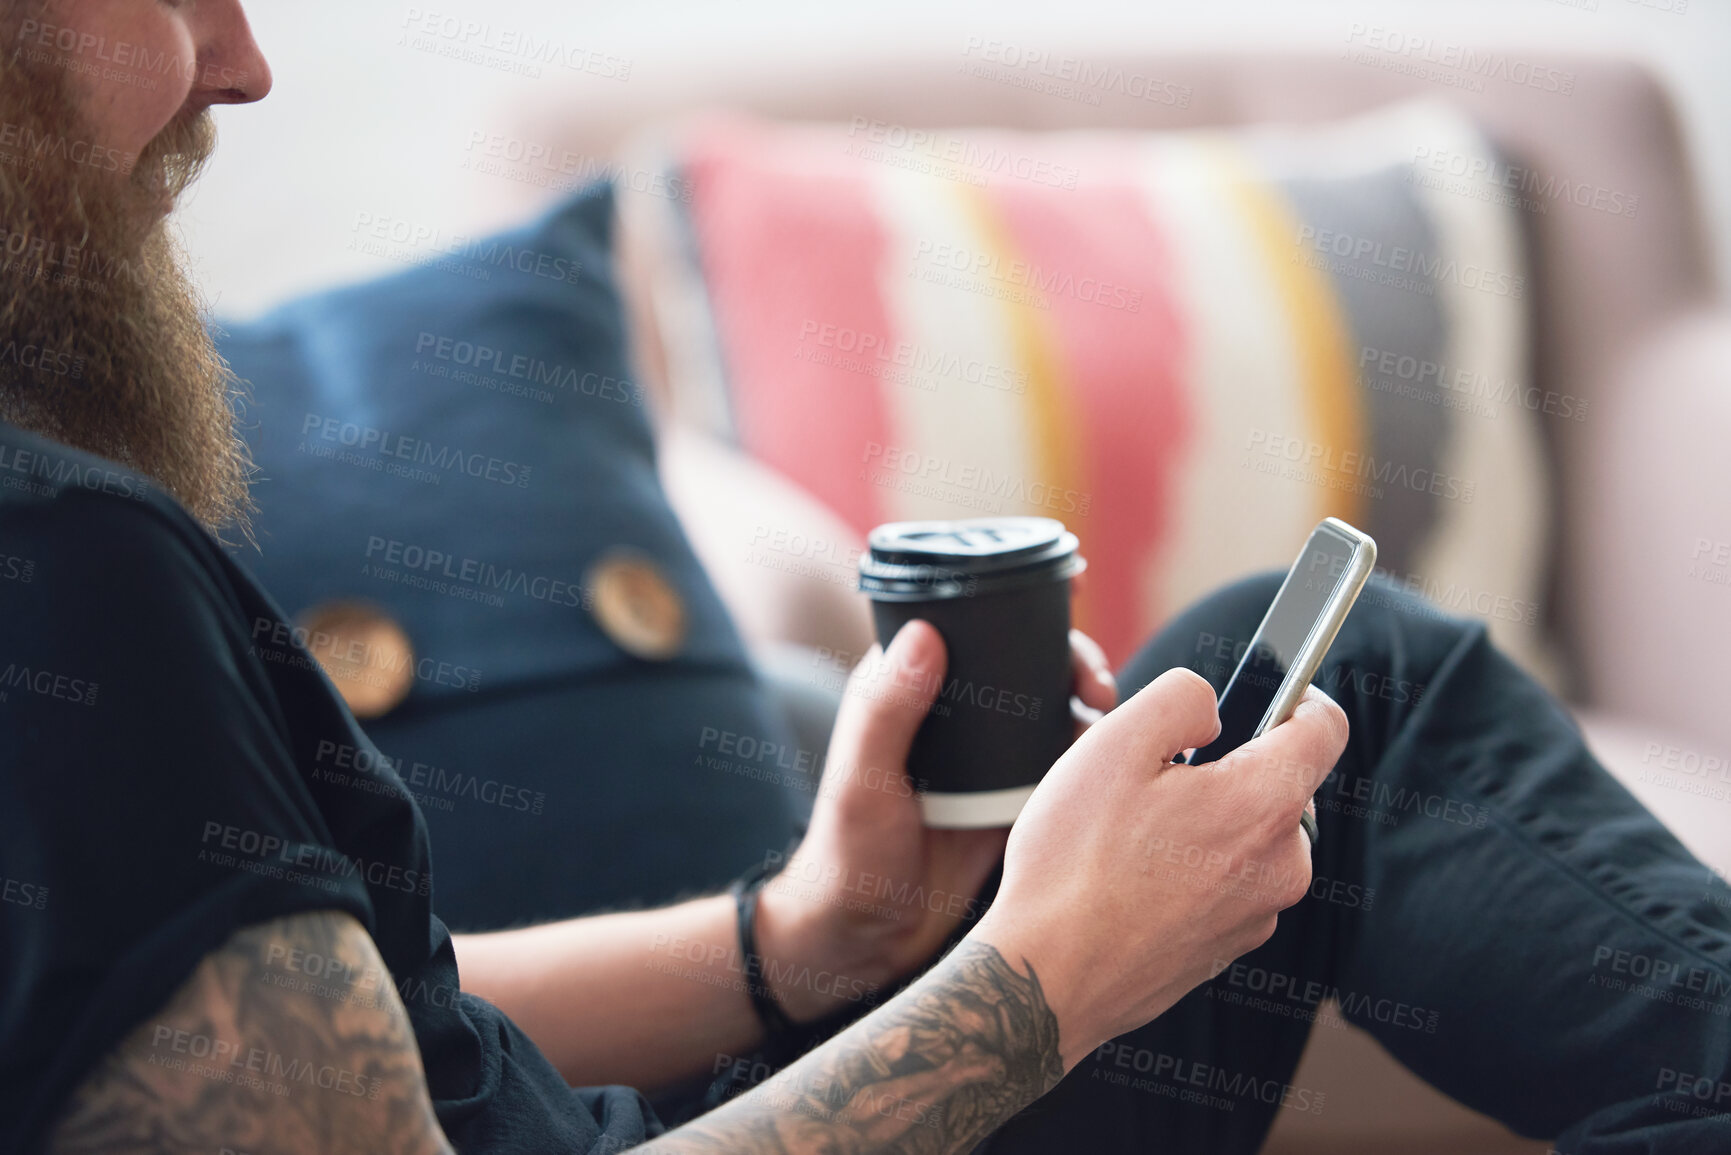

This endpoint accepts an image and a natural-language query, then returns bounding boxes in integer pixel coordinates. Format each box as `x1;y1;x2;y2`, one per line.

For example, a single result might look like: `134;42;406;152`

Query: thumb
825;619;946;795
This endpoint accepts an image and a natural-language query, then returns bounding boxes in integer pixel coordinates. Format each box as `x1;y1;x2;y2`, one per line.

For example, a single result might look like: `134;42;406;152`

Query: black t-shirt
0;421;663;1152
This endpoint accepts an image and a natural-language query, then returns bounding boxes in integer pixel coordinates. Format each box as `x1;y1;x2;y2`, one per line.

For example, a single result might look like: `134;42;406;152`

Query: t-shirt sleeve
0;489;376;1150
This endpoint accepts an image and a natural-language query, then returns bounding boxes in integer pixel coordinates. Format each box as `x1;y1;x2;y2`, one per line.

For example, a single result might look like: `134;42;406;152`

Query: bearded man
2;3;1727;1155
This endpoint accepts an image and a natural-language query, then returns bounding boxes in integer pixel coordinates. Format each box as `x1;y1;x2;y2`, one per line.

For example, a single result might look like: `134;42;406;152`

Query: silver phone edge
1252;519;1379;739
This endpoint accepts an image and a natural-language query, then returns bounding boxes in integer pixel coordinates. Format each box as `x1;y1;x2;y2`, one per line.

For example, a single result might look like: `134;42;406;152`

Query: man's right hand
973;668;1349;1068
651;670;1349;1154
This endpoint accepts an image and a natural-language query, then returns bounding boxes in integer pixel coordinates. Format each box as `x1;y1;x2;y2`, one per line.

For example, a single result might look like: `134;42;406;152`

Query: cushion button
587;550;686;660
295;600;417;718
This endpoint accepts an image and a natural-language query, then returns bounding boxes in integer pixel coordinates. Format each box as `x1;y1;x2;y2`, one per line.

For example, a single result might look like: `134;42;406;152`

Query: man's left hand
754;620;1117;1022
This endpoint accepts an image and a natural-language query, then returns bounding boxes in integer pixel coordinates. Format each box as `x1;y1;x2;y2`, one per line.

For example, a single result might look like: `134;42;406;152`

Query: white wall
182;0;1729;319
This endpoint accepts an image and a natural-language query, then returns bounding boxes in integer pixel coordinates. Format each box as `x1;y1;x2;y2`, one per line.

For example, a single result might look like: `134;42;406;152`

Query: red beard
0;47;254;541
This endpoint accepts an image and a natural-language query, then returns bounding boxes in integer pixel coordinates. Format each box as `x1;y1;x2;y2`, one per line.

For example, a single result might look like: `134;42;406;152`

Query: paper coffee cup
857;517;1085;828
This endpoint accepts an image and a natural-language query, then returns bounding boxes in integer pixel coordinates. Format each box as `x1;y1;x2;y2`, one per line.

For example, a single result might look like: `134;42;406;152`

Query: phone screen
1183;525;1362;765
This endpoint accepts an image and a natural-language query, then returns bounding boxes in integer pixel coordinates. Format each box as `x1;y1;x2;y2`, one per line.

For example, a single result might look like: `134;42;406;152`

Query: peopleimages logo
462;131;692;202
300;413;532;488
0;338;84;379
911;239;1143;312
399;8;633;80
311;740;544;816
0;121;132;174
844;117;1080;191
363;535;587;609
0;224;147;289
1358;344;1588;422
413;332;643;406
1244;429;1477;504
1343;24;1576;96
1295;225;1525;299
250;617;482;694
0;662;98;706
647;932;878;1007
199;821;431;898
0;442;149;502
959;38;1193;109
16;17;249;89
797;320;1029;394
860;442;1092;518
1410;146;1638;219
1206;959;1440;1034
1091;1042;1327;1114
350;212;583;284
1;875;48;910
148;1026;381;1100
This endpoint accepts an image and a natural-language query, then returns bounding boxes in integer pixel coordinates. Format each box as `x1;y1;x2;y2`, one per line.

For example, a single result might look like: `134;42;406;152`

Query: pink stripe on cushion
684;120;896;534
980;160;1191;667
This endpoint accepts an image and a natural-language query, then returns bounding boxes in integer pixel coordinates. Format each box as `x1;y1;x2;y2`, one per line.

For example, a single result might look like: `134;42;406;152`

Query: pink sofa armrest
1573;310;1731;752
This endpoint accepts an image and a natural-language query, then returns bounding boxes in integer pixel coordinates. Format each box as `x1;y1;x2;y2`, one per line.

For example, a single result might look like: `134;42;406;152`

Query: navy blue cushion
220;183;801;930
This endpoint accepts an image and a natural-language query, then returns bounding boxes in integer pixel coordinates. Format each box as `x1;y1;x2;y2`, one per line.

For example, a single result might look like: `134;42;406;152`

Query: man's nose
193;0;274;106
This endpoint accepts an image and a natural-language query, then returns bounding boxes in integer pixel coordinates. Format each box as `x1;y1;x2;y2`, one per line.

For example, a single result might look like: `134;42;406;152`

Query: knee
1178;570;1289;673
1119;571;1286;695
1335;574;1490;669
1118;569;1489;702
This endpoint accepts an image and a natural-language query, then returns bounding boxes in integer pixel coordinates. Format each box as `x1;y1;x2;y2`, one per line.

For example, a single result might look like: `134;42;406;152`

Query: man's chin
120;173;182;239
0;212;257;543
0;60;249;541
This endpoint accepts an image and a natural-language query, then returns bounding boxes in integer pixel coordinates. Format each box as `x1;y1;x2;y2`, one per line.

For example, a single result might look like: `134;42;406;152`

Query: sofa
508;49;1727;1153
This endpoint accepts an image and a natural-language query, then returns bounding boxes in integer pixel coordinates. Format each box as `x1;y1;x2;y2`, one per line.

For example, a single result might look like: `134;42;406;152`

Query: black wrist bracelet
704;857;1005;1113
729;863;800;1047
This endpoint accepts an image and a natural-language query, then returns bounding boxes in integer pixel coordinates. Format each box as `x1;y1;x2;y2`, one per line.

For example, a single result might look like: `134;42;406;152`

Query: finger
930;825;1012;894
1216;685;1349;812
1069;629;1117;714
1108;666;1222;766
823;619;947;802
1071;694;1105;741
900;826;1012;961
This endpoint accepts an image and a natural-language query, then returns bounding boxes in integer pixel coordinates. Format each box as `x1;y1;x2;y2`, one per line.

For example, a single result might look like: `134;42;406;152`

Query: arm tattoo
46;911;454;1155
650;940;1066;1154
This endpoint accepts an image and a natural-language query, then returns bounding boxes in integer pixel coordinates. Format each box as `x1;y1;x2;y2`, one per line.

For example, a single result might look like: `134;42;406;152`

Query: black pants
980;572;1731;1153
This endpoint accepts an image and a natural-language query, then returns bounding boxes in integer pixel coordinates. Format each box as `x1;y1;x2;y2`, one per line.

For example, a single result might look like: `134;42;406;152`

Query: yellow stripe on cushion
1135;135;1314;621
1219;147;1366;528
952;183;1094;632
866;168;1039;530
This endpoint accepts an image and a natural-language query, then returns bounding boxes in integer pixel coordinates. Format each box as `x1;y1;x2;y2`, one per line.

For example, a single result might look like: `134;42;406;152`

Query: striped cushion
640;101;1557;683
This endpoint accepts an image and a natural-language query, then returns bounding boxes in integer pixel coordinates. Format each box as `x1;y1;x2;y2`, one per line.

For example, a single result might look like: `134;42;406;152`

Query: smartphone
1182;519;1378;816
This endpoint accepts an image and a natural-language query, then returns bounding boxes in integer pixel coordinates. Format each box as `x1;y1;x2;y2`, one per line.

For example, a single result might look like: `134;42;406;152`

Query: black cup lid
859;517;1084;600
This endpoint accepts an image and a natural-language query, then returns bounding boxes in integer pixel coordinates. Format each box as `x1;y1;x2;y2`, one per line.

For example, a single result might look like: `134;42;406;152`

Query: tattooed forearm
46;910;454;1155
648;939;1066;1155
